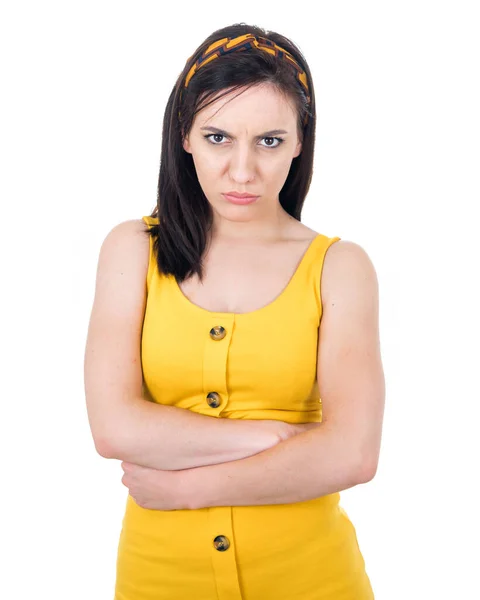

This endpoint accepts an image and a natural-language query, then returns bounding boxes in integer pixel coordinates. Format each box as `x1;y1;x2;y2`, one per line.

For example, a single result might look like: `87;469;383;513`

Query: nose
228;144;257;183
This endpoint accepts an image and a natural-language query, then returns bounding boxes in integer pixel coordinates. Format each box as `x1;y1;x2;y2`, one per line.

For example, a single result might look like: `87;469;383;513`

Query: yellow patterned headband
180;33;311;126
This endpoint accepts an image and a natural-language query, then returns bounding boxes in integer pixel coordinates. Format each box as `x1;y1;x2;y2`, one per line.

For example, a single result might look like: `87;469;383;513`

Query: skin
182;82;304;242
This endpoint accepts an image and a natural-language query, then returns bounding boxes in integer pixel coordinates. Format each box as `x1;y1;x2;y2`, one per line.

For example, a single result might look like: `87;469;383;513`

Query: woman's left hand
120;461;192;511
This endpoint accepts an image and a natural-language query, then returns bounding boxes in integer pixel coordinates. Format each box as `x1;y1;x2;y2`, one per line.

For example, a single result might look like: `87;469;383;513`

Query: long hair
145;23;316;283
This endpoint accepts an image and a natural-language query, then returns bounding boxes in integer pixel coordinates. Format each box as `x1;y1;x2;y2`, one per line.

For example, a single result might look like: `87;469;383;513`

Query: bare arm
106;393;320;470
84;219;291;471
103;398;298;470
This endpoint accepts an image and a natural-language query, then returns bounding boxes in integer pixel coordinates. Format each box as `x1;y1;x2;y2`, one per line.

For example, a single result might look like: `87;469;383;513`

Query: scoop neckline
171;233;322;318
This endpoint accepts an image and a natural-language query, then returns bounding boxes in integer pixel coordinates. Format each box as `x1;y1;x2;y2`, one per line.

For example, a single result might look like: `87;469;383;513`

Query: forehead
196;84;297;128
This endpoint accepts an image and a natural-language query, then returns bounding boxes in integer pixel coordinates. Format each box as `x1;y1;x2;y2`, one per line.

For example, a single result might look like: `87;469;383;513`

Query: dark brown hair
145;22;316;283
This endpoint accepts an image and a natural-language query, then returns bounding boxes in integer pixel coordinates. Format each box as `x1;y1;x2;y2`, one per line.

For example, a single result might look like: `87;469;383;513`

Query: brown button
206;392;221;408
213;535;230;551
209;326;226;340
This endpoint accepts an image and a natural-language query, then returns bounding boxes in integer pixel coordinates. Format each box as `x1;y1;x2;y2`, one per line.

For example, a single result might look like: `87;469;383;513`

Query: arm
84;219;283;471
103;397;285;470
185;421;364;508
183;241;386;508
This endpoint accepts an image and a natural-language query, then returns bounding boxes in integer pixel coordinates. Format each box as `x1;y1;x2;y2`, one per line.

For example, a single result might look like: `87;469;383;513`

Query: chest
176;237;317;314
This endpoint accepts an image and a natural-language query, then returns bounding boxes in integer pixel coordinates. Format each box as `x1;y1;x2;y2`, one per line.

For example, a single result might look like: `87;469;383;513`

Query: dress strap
310;235;342;321
141;215;159;291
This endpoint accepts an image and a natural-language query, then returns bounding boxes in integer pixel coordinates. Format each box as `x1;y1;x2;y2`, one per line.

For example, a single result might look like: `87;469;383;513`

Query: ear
293;140;302;158
182;134;191;154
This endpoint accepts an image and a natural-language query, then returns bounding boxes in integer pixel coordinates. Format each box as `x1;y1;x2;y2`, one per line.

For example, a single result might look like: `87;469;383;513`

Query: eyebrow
200;126;288;139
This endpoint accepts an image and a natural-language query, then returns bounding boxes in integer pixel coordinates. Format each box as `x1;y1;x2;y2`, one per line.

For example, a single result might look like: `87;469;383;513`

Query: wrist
178;467;207;510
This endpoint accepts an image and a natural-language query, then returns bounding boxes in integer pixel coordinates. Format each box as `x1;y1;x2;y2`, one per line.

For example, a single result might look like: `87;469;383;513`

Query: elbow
355;452;379;483
90;416;127;459
352;434;380;483
94;434;120;459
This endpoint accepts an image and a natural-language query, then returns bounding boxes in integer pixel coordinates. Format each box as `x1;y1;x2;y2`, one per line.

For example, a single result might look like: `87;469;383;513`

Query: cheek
189;152;212;182
264;161;289;181
195;148;222;172
193;161;219;193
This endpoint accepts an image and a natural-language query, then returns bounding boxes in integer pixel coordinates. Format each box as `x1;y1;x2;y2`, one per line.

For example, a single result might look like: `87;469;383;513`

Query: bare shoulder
100;218;150;258
104;217;150;240
321;239;379;307
95;218;151;293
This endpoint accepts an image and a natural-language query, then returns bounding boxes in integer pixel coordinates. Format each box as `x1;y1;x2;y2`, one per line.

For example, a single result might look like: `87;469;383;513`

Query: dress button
209;326;226;340
213;535;230;551
206;392;221;408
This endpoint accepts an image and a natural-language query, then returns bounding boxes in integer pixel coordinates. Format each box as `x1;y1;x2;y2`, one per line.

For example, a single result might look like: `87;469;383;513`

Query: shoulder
98;219;151;273
107;217;150;235
102;218;150;245
321;239;379;306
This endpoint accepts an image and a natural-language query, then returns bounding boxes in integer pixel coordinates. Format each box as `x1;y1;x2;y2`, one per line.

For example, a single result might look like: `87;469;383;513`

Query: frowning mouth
222;193;259;205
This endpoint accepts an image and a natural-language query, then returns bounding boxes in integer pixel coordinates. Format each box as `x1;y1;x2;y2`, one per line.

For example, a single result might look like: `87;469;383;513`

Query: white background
1;1;479;598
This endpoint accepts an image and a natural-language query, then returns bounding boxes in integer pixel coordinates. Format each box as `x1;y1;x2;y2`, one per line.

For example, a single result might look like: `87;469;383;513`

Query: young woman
84;23;385;600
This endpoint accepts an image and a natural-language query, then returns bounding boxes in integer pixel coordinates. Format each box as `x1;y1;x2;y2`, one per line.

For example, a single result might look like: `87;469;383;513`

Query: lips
223;193;259;205
224;192;258;198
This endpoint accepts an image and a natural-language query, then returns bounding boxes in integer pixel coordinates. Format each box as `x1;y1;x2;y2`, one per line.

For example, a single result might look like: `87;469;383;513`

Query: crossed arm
115;240;385;509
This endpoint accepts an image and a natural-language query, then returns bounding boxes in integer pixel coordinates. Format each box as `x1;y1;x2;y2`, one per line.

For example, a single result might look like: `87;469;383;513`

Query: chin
213;207;256;222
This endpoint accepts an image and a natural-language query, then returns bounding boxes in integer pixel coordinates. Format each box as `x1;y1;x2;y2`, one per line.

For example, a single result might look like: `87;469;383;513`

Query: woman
84;23;385;599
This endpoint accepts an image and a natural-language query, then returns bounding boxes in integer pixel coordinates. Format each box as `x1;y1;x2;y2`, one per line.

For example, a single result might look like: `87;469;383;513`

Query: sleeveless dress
113;215;375;600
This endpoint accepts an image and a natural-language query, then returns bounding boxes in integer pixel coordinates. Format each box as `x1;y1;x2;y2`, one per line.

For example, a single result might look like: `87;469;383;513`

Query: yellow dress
114;215;375;599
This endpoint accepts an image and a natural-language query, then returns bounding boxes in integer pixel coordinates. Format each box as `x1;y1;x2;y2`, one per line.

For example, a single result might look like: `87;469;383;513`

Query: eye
260;137;285;148
203;134;285;149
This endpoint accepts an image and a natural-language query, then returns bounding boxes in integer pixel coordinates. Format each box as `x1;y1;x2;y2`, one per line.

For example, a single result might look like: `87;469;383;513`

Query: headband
179;33;310;126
